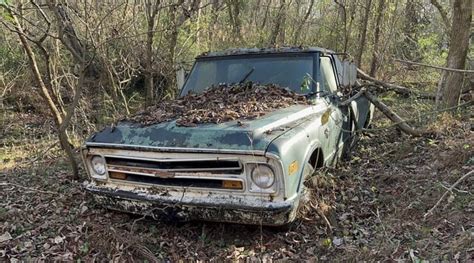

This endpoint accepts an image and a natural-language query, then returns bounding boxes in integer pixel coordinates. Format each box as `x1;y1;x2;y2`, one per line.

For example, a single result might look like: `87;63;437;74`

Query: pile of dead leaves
125;83;308;126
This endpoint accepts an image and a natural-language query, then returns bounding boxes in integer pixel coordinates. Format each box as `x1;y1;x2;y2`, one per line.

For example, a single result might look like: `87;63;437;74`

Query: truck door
332;55;373;130
319;56;345;163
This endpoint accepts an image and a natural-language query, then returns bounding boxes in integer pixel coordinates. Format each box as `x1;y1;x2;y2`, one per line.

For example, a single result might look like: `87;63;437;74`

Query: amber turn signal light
109;172;127;180
222;180;243;189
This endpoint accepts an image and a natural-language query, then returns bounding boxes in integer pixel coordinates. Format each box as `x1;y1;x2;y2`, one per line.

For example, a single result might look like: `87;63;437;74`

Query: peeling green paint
89;105;314;152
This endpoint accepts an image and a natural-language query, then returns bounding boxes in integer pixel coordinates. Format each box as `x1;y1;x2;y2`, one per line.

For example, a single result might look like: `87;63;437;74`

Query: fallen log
363;90;425;137
357;68;437;100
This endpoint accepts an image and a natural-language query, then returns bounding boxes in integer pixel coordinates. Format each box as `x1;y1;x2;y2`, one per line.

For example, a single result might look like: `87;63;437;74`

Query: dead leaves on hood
125;83;309;126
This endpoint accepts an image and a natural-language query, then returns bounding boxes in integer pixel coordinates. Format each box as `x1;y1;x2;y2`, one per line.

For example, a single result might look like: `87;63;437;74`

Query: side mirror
341;61;357;87
176;67;186;90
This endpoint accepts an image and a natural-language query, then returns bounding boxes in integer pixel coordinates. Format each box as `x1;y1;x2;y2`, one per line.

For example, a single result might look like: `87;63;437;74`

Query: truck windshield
180;55;314;96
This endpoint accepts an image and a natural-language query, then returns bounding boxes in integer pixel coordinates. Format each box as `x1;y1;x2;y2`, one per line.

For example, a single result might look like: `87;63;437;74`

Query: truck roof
197;46;336;59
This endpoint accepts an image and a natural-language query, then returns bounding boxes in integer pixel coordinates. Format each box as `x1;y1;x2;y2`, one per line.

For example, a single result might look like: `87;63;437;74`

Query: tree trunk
430;0;451;29
226;0;243;42
10;10;79;179
437;0;472;108
355;0;372;68
334;0;348;53
208;0;220;50
402;0;423;62
269;0;286;46
293;0;314;45
277;0;287;44
144;0;161;106
369;0;385;77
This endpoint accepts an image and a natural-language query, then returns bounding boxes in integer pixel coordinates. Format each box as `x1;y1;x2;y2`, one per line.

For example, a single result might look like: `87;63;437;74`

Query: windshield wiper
238;67;255;84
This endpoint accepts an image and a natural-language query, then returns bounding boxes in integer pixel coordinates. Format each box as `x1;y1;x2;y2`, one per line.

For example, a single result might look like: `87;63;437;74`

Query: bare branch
430;0;450;29
424;170;474;218
395;59;474;73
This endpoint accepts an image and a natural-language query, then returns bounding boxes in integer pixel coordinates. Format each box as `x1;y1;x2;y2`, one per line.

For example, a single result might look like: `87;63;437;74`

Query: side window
320;57;338;93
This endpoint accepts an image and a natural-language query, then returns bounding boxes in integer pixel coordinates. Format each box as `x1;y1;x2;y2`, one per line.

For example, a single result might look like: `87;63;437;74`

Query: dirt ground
1;104;473;261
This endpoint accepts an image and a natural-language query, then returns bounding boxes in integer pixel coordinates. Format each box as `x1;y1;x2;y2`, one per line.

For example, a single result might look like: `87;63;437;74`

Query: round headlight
91;155;106;175
251;165;275;189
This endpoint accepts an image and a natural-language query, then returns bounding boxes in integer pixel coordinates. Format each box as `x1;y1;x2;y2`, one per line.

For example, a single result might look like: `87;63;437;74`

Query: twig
439;182;471;194
394;59;474;74
310;203;332;233
424;170;474;218
0;182;58;195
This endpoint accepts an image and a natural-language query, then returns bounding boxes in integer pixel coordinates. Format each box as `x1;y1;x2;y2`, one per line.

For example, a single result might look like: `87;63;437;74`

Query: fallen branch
357;68;436;99
357;68;413;95
363;91;425;137
359;99;474;133
0;182;58;195
394;59;474;74
424;170;474;219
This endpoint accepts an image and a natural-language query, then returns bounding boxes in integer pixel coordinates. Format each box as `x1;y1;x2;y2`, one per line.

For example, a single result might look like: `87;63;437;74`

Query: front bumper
85;183;298;226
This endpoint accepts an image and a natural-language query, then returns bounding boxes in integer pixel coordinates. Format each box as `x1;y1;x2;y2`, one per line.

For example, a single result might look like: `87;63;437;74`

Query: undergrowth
0;96;472;261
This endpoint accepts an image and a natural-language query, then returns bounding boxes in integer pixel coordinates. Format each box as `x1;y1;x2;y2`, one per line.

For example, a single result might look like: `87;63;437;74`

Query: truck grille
103;156;244;190
124;174;231;189
105;156;242;173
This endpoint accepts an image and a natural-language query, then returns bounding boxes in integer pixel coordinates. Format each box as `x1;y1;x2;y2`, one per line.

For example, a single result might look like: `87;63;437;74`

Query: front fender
265;123;325;200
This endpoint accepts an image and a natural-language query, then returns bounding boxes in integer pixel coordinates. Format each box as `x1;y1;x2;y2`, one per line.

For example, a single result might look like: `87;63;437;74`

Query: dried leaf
125;83;308;126
53;236;64;244
0;232;12;243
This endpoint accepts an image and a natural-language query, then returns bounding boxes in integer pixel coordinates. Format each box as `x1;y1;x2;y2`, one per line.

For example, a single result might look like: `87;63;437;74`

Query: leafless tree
356;0;372;68
436;0;472;107
369;0;385;77
0;1;89;179
144;0;161;106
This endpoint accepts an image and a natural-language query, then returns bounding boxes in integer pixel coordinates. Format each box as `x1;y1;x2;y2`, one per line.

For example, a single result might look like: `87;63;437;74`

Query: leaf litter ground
1;99;473;261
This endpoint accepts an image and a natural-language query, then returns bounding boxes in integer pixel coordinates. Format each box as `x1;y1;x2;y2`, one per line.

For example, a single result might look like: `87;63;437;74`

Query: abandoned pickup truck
82;47;374;225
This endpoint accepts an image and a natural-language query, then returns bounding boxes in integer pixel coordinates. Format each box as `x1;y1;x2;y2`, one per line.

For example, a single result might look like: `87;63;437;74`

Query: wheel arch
296;143;325;193
308;147;324;169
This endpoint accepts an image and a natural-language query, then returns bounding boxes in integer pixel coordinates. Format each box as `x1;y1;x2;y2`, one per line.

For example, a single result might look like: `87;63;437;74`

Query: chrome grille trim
103;154;242;172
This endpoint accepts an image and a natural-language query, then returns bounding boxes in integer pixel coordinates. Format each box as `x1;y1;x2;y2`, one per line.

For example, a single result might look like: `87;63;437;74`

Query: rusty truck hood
86;104;319;153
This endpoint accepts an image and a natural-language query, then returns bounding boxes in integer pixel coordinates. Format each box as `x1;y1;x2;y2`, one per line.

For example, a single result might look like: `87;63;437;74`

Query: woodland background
0;0;473;261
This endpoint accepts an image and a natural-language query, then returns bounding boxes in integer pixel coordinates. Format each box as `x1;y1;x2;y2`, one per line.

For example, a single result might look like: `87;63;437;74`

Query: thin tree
0;2;87;179
144;0;161;106
226;0;243;42
436;0;472;107
293;0;314;45
268;0;286;46
369;0;385;77
355;0;372;68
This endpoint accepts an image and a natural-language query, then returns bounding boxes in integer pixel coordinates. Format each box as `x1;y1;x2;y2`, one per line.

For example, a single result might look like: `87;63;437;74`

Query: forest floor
0;97;473;261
